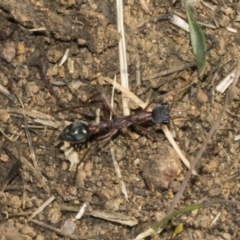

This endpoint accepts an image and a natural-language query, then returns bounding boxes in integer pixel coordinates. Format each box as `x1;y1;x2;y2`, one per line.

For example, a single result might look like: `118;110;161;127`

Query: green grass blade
186;7;206;77
152;203;203;232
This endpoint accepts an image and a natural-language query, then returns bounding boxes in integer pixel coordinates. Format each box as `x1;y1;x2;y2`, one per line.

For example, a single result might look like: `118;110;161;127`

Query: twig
17;95;39;172
0;126;21;142
28;195;55;220
135;56;141;86
166;60;240;216
142;62;195;80
30;219;87;240
0;83;16;103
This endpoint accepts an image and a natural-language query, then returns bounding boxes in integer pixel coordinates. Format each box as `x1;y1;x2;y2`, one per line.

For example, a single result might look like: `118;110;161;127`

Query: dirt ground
0;0;240;239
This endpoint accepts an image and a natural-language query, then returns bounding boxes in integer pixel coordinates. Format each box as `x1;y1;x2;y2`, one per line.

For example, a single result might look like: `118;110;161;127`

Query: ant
37;55;172;185
36;55;170;144
58;94;170;143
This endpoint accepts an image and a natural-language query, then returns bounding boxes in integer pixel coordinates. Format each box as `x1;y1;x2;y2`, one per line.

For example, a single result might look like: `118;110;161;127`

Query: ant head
151;104;170;124
59;121;90;143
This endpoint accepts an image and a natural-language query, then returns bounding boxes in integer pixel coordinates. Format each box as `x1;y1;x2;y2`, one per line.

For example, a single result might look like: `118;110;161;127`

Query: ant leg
120;128;140;159
86;92;119;120
96;128;119;142
169;87;180;110
37;56;67;108
38;56;101;119
143;99;155;111
101;94;118;117
73;129;118;185
99;93;118;118
134;124;155;136
73;142;94;184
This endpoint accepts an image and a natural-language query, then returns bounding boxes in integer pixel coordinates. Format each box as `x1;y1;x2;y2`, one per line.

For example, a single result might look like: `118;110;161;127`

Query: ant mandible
58;94;170;143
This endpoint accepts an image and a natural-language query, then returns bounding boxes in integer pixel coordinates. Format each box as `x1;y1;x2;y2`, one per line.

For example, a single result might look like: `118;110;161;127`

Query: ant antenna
169;86;180;111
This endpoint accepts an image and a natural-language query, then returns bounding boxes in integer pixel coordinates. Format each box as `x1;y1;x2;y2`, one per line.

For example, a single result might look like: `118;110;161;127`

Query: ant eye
59;121;90;143
151;104;170;124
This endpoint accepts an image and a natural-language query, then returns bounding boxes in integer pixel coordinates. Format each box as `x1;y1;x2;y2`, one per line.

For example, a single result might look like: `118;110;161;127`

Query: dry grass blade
111;147;129;201
75;203;87;220
59;48;70;67
170;14;189;32
7;108;55;120
110;74;117;120
60;204;138;226
33;118;61;128
103;77;146;108
20;155;50;193
116;0;130;116
216;72;235;93
162;125;197;175
90;210;137;226
210;212;221;227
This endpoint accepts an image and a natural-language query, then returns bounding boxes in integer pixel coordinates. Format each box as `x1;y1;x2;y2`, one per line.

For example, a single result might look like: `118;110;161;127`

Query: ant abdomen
59;121;90;143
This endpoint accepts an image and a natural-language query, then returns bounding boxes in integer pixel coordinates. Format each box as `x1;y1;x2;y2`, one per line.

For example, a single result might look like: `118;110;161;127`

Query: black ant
58;97;170;143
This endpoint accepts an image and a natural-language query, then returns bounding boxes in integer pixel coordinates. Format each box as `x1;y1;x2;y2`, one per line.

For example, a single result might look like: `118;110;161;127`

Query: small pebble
9;195;21;210
47;48;63;63
25;81;39;95
14;65;30;79
61;219;76;235
20;225;36;238
47;208;62;224
196;88;208;103
36;235;45;240
17;42;26;55
1;41;16;62
0;72;9;85
0;109;10;123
